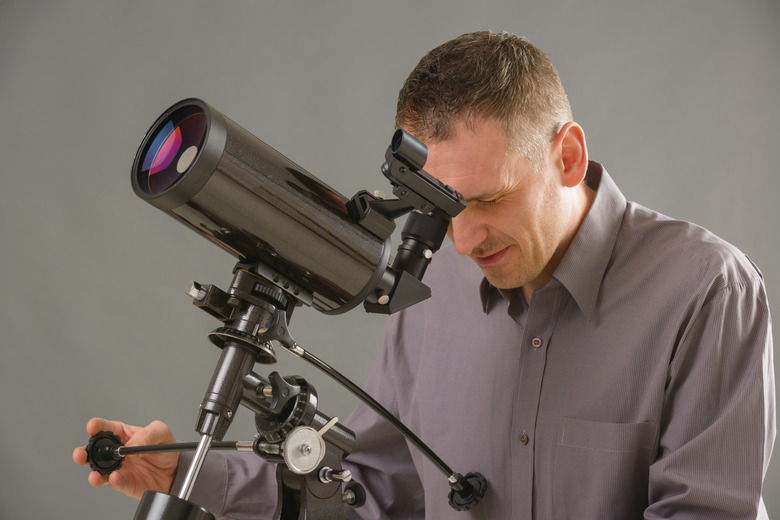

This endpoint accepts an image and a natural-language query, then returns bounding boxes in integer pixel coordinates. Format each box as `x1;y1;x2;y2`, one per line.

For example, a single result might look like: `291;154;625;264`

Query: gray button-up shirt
181;162;774;519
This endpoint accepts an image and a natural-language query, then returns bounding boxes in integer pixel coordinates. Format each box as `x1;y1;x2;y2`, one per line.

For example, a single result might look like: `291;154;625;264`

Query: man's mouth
474;246;509;267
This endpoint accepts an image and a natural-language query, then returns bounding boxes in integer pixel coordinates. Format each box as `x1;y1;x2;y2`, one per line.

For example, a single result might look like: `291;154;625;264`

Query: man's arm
646;272;775;518
341;314;426;519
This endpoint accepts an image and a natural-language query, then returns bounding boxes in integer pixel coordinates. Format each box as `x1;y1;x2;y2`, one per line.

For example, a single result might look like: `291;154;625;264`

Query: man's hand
72;417;179;500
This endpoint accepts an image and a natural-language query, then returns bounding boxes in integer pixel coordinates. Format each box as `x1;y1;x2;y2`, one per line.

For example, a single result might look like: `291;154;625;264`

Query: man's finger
87;470;109;489
86;417;130;438
72;446;87;465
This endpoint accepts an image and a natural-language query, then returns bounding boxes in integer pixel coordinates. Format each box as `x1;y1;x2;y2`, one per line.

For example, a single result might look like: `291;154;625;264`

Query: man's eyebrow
465;188;504;202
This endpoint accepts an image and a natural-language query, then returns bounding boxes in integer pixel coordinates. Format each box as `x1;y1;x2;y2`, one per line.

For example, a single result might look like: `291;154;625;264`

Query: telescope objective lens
137;106;208;194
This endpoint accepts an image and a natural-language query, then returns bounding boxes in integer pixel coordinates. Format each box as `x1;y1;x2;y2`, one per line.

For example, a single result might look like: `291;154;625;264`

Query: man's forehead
421;127;513;198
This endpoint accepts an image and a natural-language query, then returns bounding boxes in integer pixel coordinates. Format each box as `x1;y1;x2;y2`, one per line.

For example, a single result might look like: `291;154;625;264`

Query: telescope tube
131;98;392;313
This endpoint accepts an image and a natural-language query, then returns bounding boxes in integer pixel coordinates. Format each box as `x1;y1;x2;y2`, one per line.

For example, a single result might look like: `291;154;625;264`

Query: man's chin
479;267;525;290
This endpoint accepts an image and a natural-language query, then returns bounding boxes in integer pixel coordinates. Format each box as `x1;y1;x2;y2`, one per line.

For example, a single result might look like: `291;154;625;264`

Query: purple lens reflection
137;106;207;194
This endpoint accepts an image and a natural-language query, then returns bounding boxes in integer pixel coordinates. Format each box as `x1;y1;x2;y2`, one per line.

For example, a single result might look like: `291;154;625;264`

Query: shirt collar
480;161;627;319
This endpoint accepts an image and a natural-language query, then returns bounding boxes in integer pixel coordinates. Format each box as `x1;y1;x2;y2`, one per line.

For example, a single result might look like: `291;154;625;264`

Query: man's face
421;118;571;292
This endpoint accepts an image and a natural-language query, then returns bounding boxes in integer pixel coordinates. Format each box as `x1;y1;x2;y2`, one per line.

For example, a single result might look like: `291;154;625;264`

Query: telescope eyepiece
390;129;427;171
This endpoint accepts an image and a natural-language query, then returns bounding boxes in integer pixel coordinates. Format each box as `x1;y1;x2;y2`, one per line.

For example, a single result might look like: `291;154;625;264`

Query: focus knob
85;431;124;475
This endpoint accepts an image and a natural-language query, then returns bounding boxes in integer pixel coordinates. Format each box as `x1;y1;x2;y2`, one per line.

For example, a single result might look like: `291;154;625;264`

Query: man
74;31;775;518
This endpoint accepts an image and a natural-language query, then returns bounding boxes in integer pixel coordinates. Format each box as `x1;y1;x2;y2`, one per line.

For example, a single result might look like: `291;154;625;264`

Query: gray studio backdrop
1;1;778;518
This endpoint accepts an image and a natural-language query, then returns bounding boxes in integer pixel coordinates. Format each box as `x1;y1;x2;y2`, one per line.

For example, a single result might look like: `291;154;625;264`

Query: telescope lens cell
138;106;208;194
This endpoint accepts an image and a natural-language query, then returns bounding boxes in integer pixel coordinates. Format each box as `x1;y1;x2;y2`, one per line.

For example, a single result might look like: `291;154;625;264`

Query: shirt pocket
552;417;659;519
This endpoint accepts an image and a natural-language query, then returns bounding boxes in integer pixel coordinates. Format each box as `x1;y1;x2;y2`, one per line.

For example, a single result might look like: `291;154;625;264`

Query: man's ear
553;122;588;188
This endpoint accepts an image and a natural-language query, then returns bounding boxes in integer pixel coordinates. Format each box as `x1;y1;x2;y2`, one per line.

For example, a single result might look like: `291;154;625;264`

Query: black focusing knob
448;472;488;511
85;431;124;475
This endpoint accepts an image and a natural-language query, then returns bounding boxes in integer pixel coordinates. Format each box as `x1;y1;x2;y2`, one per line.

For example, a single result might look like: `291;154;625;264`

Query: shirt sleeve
646;267;775;519
341;313;426;519
174;449;279;520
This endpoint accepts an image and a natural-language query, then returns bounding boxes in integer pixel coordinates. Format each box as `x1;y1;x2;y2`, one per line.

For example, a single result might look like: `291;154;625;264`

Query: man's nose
448;212;488;255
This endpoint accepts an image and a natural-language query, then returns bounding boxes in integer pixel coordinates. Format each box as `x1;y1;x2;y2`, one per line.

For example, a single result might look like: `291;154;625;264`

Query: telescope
84;98;487;519
131;98;466;315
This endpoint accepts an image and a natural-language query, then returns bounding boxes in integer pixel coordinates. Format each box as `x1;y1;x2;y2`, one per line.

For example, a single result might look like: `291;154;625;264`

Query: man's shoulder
618;202;763;288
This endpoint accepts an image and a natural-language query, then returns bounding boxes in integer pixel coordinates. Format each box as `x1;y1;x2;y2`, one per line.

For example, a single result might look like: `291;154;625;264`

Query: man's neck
521;183;597;305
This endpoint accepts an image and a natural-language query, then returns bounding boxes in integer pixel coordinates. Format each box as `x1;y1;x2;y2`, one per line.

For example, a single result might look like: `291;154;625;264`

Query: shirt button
520;433;529;445
531;337;543;349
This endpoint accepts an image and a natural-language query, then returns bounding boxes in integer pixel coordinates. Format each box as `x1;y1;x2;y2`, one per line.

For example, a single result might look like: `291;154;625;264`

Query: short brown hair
396;31;573;165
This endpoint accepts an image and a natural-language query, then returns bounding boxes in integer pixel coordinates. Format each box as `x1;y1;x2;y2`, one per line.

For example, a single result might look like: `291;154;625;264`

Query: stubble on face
471;170;567;292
